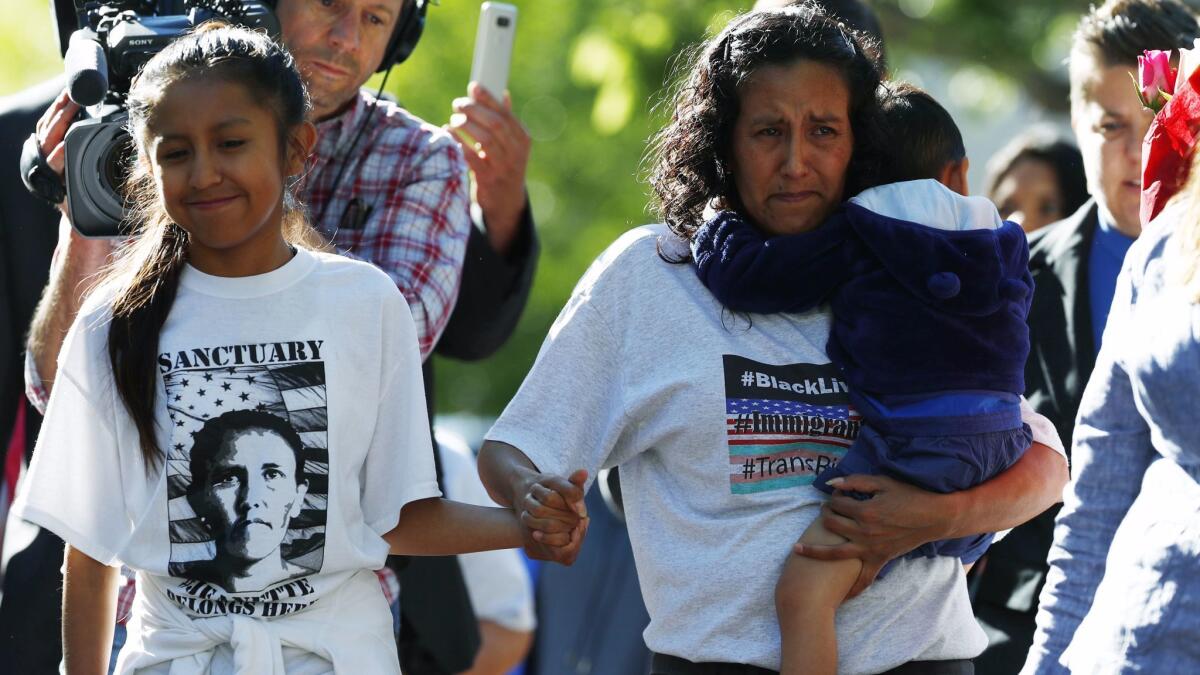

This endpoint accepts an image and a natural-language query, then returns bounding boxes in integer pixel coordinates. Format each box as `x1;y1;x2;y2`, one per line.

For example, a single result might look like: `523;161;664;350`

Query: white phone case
469;2;518;99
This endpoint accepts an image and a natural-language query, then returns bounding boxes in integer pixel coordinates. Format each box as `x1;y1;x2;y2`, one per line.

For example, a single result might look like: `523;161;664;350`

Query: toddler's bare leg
776;518;861;675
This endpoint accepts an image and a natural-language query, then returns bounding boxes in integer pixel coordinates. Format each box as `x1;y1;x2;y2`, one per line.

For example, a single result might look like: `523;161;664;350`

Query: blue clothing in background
1086;212;1135;354
692;181;1034;568
508;555;541;675
530;486;651;675
1024;208;1200;674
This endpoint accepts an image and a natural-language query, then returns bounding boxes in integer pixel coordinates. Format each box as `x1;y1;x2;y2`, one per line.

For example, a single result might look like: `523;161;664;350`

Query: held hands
518;469;589;565
793;474;954;598
445;83;531;254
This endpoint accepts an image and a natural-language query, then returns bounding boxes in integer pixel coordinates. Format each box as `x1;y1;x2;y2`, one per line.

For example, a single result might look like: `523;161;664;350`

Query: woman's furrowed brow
744;113;783;126
808;112;847;124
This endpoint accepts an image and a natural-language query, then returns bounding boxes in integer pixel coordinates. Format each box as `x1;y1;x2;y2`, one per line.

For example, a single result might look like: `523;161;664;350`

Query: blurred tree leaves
0;0;1112;416
878;0;1090;113
386;0;753;417
0;2;65;95
421;0;1095;416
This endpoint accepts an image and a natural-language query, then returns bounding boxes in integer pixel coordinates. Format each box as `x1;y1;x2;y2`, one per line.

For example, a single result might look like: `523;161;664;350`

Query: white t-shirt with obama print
487;225;1063;674
13;247;439;673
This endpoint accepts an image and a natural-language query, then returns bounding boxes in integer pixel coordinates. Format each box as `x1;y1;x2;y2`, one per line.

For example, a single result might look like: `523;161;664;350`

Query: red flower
1138;49;1176;110
1142;66;1200;225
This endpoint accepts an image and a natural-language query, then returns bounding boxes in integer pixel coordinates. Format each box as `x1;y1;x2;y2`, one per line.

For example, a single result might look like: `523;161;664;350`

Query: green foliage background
2;0;1095;416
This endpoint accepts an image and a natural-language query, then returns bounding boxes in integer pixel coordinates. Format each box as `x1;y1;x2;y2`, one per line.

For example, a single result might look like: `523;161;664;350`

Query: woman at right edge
1022;106;1200;675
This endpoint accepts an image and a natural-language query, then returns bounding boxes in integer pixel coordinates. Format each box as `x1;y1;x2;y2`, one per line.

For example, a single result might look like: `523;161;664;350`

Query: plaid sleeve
115;566;137;625
24;349;49;415
332;134;471;360
375;567;400;607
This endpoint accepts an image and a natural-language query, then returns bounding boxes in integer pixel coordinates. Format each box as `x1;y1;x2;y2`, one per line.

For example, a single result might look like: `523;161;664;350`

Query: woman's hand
794;475;953;598
519;470;589;565
795;442;1068;598
477;440;590;566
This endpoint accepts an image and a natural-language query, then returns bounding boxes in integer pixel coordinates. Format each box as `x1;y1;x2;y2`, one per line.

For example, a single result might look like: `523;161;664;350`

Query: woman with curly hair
480;5;1067;674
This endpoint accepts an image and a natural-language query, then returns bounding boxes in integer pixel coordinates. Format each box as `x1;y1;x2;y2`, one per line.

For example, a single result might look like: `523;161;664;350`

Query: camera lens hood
64;111;133;238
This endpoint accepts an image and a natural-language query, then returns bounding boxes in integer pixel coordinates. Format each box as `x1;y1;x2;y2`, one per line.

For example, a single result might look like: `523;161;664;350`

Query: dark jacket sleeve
972;204;1097;621
434;200;538;361
0;80;61;442
0;78;69;675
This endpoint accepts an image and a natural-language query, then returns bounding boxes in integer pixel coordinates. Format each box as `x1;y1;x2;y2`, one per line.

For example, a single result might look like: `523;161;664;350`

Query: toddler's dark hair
874;82;965;186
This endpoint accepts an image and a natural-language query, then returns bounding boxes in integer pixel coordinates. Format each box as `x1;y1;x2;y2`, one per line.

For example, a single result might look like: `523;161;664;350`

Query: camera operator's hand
446;83;531;256
26;216;116;409
35;90;80;187
26;90;116;403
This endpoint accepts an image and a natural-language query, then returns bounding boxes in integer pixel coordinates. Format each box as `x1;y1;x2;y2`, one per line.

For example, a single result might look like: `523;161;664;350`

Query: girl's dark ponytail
106;221;188;468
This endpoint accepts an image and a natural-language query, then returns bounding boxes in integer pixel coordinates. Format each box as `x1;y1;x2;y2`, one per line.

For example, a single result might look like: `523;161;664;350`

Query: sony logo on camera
60;0;279;237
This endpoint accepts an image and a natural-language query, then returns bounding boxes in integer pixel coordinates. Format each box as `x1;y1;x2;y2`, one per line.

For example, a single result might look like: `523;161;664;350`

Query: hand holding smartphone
450;2;529;247
469;2;517;99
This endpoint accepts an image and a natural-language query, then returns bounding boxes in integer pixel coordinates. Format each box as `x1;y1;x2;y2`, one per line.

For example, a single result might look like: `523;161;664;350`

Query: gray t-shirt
489;225;998;673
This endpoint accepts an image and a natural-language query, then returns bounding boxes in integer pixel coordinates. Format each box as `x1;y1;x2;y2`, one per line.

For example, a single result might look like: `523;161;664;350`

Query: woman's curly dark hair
648;3;884;240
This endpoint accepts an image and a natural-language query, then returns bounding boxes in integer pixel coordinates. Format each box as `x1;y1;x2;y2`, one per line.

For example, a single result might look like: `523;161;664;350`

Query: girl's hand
520;469;589;564
476;442;592;566
793;474;951;598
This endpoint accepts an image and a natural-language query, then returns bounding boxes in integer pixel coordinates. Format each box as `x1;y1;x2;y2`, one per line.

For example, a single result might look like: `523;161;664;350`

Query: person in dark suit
969;2;1200;672
0;76;69;675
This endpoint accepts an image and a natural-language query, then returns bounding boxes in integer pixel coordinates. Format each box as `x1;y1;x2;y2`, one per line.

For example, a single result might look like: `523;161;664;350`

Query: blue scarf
690;209;859;314
690;208;1034;396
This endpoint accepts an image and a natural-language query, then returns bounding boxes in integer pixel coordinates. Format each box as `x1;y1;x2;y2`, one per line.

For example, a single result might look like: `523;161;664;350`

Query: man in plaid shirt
25;0;537;410
13;0;538;672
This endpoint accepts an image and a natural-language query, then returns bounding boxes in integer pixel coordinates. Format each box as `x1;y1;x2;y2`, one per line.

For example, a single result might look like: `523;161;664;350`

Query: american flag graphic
164;361;329;579
723;356;860;494
726;398;850;418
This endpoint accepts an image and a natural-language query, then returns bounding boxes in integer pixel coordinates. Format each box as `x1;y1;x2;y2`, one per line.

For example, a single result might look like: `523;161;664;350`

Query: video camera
49;0;279;237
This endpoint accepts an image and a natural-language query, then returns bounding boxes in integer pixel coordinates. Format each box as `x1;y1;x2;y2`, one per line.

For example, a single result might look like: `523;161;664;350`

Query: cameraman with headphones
4;1;538;673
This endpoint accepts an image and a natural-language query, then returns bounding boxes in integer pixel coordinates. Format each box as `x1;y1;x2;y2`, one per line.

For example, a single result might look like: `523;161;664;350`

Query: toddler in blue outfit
691;83;1034;675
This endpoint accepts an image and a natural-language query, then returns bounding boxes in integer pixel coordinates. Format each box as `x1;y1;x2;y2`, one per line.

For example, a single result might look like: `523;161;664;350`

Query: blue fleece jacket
692;181;1035;564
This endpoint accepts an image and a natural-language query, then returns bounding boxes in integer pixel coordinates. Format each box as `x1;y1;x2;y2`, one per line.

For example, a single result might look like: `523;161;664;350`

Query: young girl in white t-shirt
12;23;529;674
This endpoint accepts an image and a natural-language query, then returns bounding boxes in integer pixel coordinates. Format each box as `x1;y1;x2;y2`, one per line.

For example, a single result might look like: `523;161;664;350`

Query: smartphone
469;2;517;99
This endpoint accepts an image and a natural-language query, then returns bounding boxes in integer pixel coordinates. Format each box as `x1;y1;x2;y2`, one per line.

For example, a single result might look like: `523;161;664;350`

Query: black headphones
379;0;429;71
261;0;430;72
